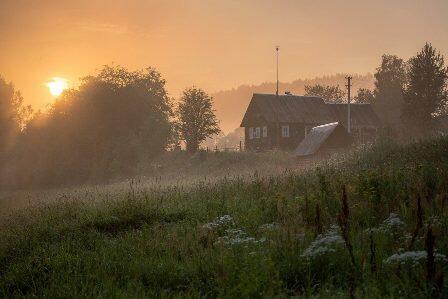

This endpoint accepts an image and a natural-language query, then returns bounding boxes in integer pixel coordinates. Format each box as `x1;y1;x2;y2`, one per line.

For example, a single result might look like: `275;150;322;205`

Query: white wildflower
381;213;405;231
259;222;280;230
203;215;234;230
214;228;267;246
301;227;344;259
384;251;448;267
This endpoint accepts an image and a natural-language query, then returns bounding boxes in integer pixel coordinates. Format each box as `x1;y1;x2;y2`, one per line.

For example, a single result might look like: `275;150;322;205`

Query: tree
354;88;374;104
0;76;32;153
402;43;448;133
3;65;173;188
373;54;407;126
304;84;346;103
177;87;220;153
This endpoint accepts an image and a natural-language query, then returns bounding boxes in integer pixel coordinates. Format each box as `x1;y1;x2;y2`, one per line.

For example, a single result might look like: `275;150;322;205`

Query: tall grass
0;136;447;297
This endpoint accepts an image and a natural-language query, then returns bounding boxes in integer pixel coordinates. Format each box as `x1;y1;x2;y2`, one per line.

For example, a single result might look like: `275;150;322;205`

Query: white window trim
255;127;261;138
262;126;268;137
282;125;290;138
249;127;254;139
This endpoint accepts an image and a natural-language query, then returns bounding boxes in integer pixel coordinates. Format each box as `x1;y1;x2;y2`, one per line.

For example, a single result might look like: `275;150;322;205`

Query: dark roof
328;103;381;128
240;94;334;126
295;122;341;156
240;93;381;128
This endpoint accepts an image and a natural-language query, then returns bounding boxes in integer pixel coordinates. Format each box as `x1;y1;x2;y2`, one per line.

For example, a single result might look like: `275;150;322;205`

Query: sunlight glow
47;77;68;97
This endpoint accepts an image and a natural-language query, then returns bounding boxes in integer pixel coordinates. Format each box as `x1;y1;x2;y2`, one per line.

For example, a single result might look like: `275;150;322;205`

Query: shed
295;122;352;168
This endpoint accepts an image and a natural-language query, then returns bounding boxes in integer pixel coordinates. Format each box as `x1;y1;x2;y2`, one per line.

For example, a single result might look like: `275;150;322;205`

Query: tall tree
0;76;31;152
304;84;346;103
354;88;374;104
3;66;173;188
373;54;407;126
402;43;448;133
177;87;220;153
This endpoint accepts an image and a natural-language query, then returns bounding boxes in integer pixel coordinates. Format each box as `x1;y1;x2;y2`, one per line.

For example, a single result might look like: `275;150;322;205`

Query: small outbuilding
294;122;352;168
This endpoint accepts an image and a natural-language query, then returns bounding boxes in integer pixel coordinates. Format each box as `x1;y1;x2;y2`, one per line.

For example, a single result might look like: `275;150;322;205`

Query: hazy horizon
1;0;447;110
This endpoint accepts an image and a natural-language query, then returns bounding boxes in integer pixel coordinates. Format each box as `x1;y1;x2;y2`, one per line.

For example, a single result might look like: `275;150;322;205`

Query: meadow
0;136;447;298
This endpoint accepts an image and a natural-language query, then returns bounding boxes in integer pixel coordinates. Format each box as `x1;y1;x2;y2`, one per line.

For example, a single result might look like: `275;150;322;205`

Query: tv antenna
276;46;279;96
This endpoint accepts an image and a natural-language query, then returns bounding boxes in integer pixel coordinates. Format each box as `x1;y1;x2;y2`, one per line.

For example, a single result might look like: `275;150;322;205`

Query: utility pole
276;46;279;96
345;76;352;134
275;46;280;148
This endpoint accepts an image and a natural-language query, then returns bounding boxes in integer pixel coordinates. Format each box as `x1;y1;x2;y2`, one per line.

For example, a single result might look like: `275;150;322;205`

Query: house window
249;127;254;139
262;126;268;137
282;125;289;138
255;127;261;138
304;126;312;138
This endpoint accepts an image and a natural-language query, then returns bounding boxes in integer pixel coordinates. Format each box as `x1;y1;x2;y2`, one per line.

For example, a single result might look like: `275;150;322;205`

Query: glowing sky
1;0;447;109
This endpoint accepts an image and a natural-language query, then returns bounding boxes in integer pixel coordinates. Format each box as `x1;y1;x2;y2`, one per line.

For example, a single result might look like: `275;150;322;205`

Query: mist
1;1;448;297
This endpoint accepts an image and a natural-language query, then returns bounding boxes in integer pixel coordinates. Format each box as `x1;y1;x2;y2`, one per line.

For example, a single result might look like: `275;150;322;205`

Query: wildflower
381;213;405;231
301;226;344;259
384;251;447;267
258;222;280;230
202;215;234;230
214;228;267;246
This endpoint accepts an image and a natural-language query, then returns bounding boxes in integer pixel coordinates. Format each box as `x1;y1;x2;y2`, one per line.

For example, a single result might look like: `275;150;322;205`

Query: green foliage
0;76;32;153
402;43;448;133
354;88;374;104
372;54;407;127
1;136;448;297
1;66;173;188
176;87;221;153
304;84;346;103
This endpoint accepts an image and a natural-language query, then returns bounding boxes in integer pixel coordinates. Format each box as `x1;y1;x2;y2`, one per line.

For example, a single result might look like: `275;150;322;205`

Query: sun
47;77;68;97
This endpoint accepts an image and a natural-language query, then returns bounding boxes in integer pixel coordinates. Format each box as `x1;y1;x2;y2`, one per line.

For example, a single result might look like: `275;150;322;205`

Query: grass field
1;137;447;297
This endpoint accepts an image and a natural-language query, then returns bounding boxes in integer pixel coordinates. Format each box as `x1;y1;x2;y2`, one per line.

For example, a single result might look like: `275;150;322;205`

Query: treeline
0;66;219;189
304;43;448;135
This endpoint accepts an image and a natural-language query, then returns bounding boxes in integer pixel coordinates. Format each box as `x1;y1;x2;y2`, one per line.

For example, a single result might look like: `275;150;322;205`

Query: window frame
262;126;268;137
249;127;254;139
281;125;290;138
255;127;261;138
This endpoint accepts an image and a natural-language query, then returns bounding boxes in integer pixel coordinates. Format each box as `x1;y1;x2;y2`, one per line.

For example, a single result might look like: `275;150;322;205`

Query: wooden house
240;93;381;151
294;122;352;168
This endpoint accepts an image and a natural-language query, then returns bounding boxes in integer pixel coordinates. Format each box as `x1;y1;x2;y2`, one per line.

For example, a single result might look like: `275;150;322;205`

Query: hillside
212;73;374;133
1;136;448;297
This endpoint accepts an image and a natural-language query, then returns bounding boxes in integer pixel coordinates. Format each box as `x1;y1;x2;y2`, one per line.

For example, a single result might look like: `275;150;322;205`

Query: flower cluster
380;213;405;232
202;215;234;230
384;250;448;267
258;222;280;231
301;226;344;259
215;228;267;246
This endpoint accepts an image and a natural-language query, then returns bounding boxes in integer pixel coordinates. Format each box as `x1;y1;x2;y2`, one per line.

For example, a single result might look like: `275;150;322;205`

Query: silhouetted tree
372;55;407;127
2;66;173;188
0;76;32;153
402;43;448;134
354;88;374;104
304;84;346;103
177;87;220;153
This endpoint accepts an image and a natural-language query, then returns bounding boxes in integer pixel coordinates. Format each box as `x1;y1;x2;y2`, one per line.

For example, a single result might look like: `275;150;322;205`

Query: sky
1;0;447;110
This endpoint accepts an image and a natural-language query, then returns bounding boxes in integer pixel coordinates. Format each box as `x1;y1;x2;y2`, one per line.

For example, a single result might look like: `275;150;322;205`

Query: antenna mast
276;46;279;96
345;76;352;134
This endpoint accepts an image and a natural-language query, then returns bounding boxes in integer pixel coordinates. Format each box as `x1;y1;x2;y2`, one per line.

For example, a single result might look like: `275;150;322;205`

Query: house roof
327;103;381;129
240;93;381;128
240;93;334;126
294;122;340;156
